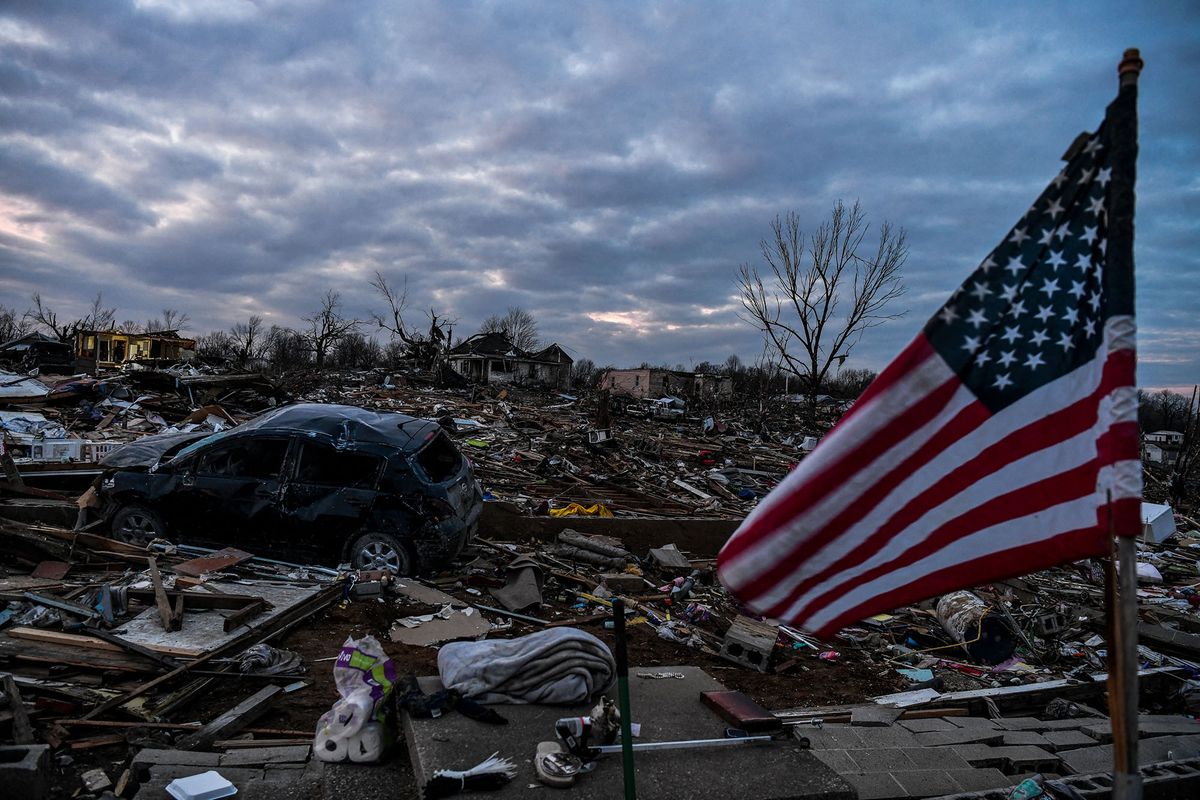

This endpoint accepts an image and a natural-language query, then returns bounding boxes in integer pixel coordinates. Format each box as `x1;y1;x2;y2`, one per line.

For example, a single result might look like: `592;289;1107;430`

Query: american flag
718;87;1141;638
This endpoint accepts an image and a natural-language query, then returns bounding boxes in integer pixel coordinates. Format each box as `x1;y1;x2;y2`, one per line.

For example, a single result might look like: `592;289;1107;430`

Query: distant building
1145;430;1184;446
448;333;573;389
75;329;196;370
599;368;732;401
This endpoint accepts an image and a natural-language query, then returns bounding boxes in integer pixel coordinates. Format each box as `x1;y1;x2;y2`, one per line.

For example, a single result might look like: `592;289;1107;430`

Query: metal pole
1108;46;1144;800
612;597;637;800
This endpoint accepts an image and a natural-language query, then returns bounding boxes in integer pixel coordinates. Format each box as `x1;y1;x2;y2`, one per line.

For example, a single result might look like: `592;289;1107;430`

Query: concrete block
847;748;916;773
0;744;50;800
928;728;1005;747
404;665;856;800
852;727;922;748
803;726;867;750
946;767;1015;792
1078;720;1113;743
1042;730;1096;751
948;716;999;729
1059;745;1113;775
220;745;312;767
897;718;959;733
950;744;1060;774
812;749;859;775
913;731;955;747
892;770;961;797
851;705;903;727
719;616;779;672
1001;731;1053;748
132;748;222;777
842;771;907;800
903;747;970;771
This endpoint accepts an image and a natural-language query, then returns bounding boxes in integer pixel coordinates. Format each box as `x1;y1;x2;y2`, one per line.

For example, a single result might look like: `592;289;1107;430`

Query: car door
277;439;383;562
183;435;291;554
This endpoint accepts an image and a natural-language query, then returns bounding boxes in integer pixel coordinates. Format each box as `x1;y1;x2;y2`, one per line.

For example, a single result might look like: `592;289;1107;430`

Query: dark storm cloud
0;1;1197;388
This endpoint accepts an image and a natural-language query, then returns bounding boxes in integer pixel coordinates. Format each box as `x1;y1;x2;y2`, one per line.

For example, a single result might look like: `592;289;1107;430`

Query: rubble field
1;365;1199;800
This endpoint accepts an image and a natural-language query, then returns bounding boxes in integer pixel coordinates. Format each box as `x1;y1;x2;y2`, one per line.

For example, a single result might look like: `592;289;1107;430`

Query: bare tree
737;201;907;426
26;292;116;341
368;271;452;368
228;315;267;368
265;326;310;372
0;304;32;343
480;306;539;351
195;330;234;361
145;308;190;333
304;290;360;368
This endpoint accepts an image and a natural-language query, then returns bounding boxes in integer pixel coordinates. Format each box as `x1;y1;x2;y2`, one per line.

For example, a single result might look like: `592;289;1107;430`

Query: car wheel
349;532;412;575
111;503;167;546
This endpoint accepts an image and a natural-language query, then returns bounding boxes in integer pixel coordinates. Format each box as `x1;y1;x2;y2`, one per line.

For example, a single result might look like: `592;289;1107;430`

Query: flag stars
978;255;997;274
1096;166;1112;187
1088;291;1102;311
1083;137;1103;155
1074;252;1092;271
1005;256;1026;276
997;350;1017;368
1035;304;1054;323
938;305;960;325
1057;331;1075;351
1087;196;1105;216
1001;325;1022;344
1038;227;1056;246
1046;250;1065;269
1084;318;1097;337
1045;198;1065;218
966;308;988;329
1054;222;1070;240
1000;283;1019;302
1009;299;1027;319
1064;306;1079;325
1024;350;1046;370
1039;277;1060;298
1030;328;1050;346
1008;227;1030;245
1078;167;1094;184
993;373;1014;390
1068;280;1086;300
970;281;991;301
1051;170;1068;188
1081;225;1099;246
962;334;981;353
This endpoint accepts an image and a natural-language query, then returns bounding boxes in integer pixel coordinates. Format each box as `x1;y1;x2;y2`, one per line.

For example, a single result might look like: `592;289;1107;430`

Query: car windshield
168;431;230;464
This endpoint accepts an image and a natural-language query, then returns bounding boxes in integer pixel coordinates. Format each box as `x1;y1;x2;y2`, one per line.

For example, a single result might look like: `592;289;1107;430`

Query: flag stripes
719;317;1136;637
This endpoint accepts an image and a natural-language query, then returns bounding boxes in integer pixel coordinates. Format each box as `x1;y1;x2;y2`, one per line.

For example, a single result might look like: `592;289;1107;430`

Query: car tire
111;503;167;546
349;532;413;575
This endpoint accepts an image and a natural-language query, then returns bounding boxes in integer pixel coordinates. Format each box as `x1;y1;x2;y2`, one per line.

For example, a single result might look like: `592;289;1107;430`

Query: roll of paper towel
314;728;349;762
348;722;385;763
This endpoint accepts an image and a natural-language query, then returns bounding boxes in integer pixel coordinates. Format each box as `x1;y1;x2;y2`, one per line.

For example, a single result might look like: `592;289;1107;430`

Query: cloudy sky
1;1;1196;388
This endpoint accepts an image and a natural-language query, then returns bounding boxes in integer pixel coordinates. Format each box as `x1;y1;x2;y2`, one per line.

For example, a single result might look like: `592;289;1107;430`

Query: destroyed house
75;328;196;370
0;331;73;372
448;333;573;389
600;368;732;400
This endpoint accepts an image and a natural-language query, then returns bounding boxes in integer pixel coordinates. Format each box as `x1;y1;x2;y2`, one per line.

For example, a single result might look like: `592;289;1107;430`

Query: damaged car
95;403;483;575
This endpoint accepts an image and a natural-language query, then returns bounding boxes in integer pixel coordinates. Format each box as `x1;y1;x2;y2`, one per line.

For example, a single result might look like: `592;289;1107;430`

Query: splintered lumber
177;685;283;751
80;646;229;720
222;598;268;632
174;547;254;577
146;557;180;632
0;673;35;744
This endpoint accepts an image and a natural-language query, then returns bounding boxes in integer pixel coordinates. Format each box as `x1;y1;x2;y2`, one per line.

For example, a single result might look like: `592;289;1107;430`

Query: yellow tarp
548;503;613;518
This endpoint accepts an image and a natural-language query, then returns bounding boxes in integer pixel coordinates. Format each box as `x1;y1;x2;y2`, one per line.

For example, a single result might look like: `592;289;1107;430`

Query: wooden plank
126;588;272;611
5;627;197;659
177;685;283;751
0;636;158;673
222;598;268;633
0;673;34;744
174;547;254;577
146;557;179;632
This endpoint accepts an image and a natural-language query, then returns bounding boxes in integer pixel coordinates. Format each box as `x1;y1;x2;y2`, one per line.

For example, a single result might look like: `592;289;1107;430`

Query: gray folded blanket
437;627;616;704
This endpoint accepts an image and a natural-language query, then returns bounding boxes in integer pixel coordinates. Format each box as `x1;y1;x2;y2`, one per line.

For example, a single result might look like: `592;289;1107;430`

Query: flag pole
1108;47;1144;800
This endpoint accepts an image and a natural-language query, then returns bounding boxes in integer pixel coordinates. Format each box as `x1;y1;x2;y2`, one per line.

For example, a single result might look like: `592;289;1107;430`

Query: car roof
237;403;442;452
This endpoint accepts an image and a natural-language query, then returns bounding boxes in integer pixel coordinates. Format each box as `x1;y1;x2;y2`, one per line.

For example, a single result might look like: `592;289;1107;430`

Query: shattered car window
295;441;381;488
415;433;463;483
197;439;288;479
